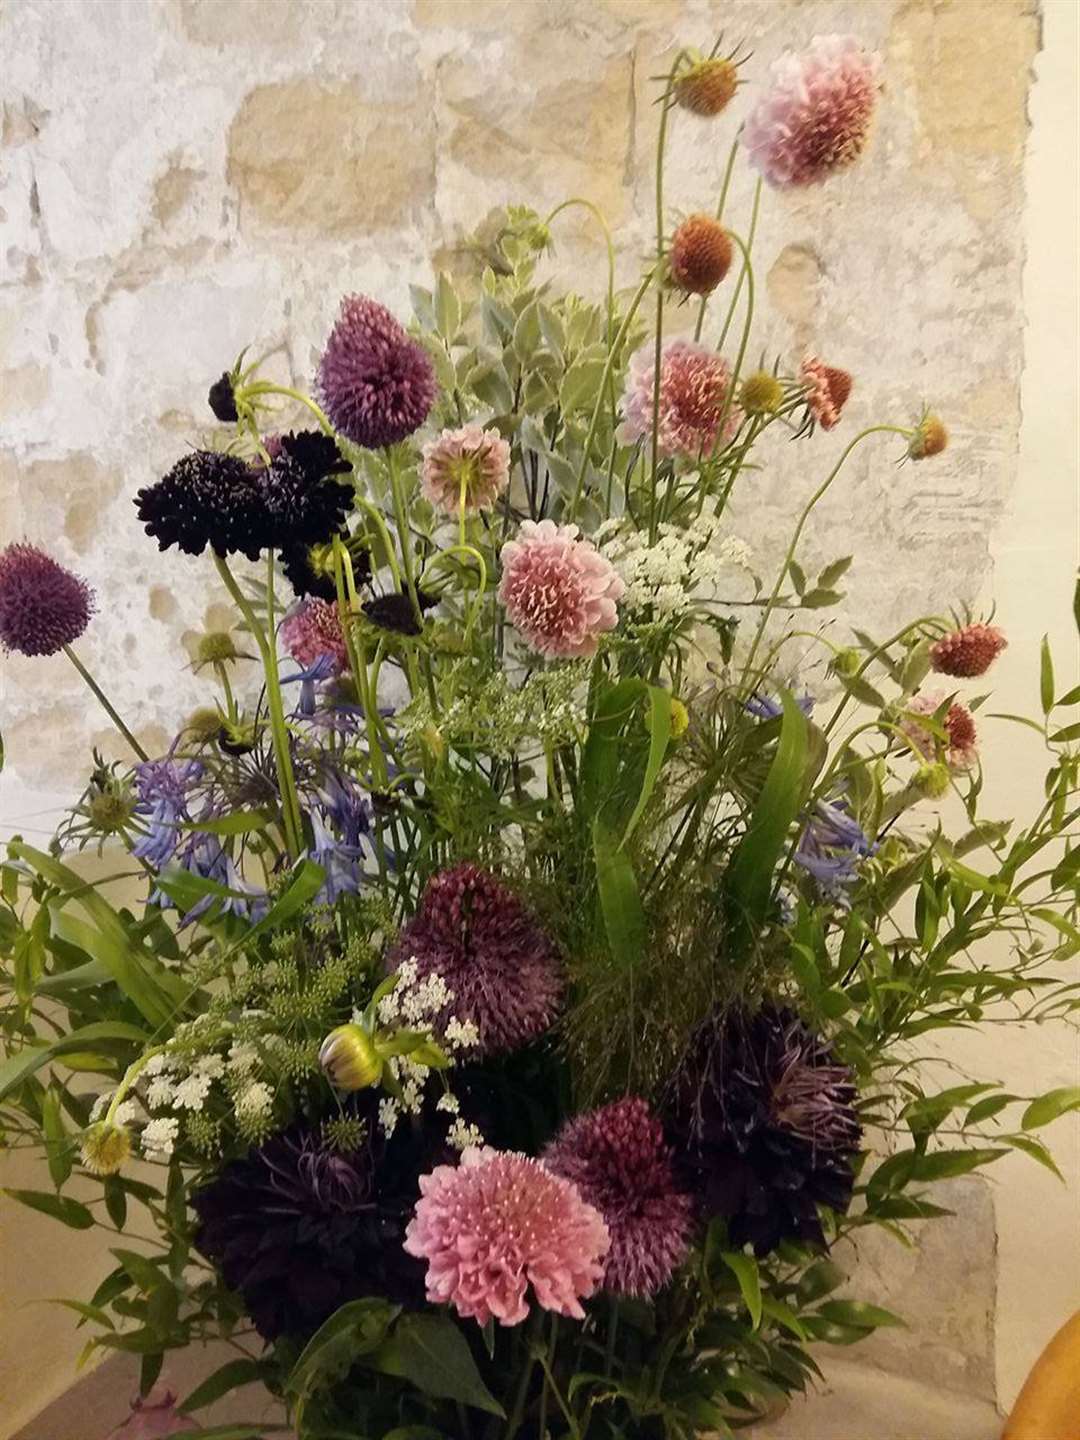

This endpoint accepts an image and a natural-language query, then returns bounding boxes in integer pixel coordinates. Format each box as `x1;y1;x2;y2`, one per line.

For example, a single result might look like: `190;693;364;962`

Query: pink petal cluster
280;597;348;672
902;690;979;770
618;340;741;461
930;623;1007;678
404;1147;610;1326
498;520;624;659
744;35;882;189
421;424;511;515
800;356;853;431
107;1387;197;1438
544;1098;693;1299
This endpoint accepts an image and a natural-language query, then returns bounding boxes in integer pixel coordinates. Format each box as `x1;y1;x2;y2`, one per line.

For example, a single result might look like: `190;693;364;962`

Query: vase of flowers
1;30;1077;1440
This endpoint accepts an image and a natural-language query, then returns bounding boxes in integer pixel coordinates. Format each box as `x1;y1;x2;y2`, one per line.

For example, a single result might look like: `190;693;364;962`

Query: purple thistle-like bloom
794;798;875;907
316;295;437;449
544;1097;693;1298
167;833;268;926
388;864;563;1057
745;691;815;721
131;758;205;869
282;651;338;717
0;543;94;657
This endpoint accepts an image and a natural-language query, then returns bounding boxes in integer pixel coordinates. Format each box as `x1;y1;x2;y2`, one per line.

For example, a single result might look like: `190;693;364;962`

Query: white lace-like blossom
227;1041;259;1075
447;1118;485;1151
146;1077;175;1109
172;1072;214;1112
141;1117;180;1160
597;518;752;619
235;1081;273;1120
378;1097;400;1138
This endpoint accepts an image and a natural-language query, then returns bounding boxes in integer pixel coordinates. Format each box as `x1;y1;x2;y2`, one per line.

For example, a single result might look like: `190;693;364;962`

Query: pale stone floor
11;1345;1003;1440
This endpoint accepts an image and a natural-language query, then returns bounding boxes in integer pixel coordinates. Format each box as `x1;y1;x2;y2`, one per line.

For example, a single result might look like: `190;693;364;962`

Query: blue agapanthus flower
794;799;875;907
281;652;338;717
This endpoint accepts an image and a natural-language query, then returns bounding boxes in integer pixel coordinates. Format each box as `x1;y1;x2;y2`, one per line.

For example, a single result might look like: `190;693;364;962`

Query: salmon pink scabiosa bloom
403;1147;610;1326
499;520;624;659
800;356;853;431
744;35;882;189
930;623;1007;679
902;691;979;770
619;340;741;460
280;598;348;672
421;424;511;515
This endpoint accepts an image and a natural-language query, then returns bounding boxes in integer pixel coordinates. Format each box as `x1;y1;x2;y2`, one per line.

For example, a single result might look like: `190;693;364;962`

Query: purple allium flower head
793;798;875;907
316;295;437;449
0;543;94;657
544;1097;693;1298
388;864;563;1056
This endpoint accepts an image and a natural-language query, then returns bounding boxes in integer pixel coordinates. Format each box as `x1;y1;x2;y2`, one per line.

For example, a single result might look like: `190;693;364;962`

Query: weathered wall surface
3;0;1075;1434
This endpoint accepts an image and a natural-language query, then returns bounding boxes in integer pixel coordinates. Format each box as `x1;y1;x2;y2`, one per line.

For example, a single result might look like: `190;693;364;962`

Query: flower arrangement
2;31;1078;1440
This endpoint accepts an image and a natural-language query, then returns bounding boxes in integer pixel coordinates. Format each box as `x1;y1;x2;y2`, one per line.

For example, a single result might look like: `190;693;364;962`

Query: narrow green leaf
1040;635;1055;713
42;1085;72;1188
370;1313;505;1417
3;1188;94;1229
817;555;853;589
818;1300;906;1330
722;1251;762;1330
180;1359;267;1413
0;1022;147;1102
1021;1086;1080;1130
620;686;671;848
287;1298;399;1398
180;810;270;837
45;1298;115;1330
593;817;646;970
1006;1133;1065;1181
910;1147;1008;1181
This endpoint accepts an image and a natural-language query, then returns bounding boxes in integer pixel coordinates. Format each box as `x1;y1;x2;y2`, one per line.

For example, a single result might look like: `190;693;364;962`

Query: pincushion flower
544;1098;693;1298
902;691;979;770
619;340;741;460
800;356;853;431
281;597;348;672
316;294;437;449
421;424;511;515
930;622;1007;678
403;1147;609;1326
908;413;948;460
744;35;882;189
388;863;563;1056
498;520;623;659
0;543;94;657
673;56;739;117
667;214;733;296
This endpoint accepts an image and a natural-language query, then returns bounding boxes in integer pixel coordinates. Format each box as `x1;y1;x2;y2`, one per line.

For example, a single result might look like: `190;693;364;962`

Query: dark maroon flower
666;1005;860;1256
135;451;267;560
207;371;238;423
0;543;94;656
545;1097;693;1297
388;864;563;1056
316;295;437;449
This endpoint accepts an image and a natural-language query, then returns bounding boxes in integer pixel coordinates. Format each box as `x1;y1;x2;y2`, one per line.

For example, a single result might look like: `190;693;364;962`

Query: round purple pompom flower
0;542;94;656
388;864;563;1057
316;295;437;449
545;1097;693;1298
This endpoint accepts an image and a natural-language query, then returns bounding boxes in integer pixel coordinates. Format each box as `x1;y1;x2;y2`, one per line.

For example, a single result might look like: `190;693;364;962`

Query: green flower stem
504;1311;543;1439
711;229;755;455
355;496;403;593
423;543;487;639
104;1046;165;1126
693;134;741;343
213;554;303;859
386;446;423;629
822;615;939;738
545;198;617;351
213;660;237;722
716;178;761;354
741;426;913;688
240;381;335;437
62;645;149;762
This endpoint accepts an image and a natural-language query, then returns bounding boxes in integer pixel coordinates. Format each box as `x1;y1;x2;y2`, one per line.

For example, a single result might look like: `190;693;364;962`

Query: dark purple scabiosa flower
316;295;437;449
793;798;875;908
281;535;371;603
667;1005;861;1257
544;1097;693;1298
135;452;268;560
207;371;238;423
258;431;354;549
192;1117;440;1341
0;543;94;657
387;864;563;1057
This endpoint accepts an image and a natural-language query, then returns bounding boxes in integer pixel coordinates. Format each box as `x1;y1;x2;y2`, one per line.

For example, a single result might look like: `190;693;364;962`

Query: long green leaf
620;685;671;848
369;1313;505;1417
180;1359;267;1414
3;1188;94;1229
238;858;327;947
722;1251;762;1330
0;1021;147;1102
287;1297;399;1399
593;817;646;971
579;678;646;820
1022;1086;1080;1130
47;907;185;1027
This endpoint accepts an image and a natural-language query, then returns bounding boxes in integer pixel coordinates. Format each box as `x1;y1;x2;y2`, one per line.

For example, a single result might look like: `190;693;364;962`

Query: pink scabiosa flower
0;542;94;657
498;520;623;659
544;1098;693;1299
316;295;437;449
421;424;511;515
930;623;1007;679
800;356;853;431
902;690;979;770
388;863;563;1056
744;35;882;189
403;1147;609;1326
280;597;348;672
619;341;741;461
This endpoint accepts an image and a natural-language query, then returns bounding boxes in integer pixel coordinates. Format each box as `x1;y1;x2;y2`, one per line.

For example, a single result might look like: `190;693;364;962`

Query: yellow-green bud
915;762;951;799
740;371;784;416
908;414;948;461
80;1120;131;1176
184;706;225;743
669;698;690;738
319;1024;382;1091
197;631;241;666
87;790;135;834
832;647;862;678
420;723;446;762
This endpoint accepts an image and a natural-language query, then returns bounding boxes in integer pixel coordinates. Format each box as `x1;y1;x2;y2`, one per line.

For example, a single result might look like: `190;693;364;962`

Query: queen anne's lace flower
499;521;624;659
404;1148;610;1326
598;518;751;620
745;35;882;189
619;341;741;460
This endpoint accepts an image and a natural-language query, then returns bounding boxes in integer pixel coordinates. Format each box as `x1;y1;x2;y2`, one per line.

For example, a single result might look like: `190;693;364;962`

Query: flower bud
669;697;690;738
914;762;951;799
740;371;784;416
908;414;948;460
832;647;862;678
667;214;733;296
184;706;225;743
196;631;242;667
673;57;739;118
319;1024;382;1091
80;1120;131;1176
208;371;239;423
88;788;136;835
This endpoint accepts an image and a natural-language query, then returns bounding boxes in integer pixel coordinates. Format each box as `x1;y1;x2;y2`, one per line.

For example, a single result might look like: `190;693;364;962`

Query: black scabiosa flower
667;1005;860;1256
316;294;437;449
208;371;238;422
259;431;354;549
0;543;95;656
362;585;439;636
135;452;268;560
192;1117;440;1341
281;537;371;602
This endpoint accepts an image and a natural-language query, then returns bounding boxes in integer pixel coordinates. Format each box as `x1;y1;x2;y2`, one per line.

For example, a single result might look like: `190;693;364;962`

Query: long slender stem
717;179;761;355
213;555;303;858
545;198;616;350
241;382;334;436
63;645;149;762
386;446;423;627
694;135;741;343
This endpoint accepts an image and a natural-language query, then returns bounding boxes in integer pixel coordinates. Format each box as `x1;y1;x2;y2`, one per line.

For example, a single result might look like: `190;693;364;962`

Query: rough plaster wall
0;0;1042;1422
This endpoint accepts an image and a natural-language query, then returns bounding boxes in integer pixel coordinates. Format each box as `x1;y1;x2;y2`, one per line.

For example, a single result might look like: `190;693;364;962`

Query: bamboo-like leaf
0;1022;147;1102
593;817;646;971
1040;635;1055;714
722;1250;762;1329
620;686;671;848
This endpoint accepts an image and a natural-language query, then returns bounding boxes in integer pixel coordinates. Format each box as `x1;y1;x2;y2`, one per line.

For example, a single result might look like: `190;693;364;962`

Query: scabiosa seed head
87;788;137;834
404;1147;609;1326
280;598;348;672
667;214;733;296
930;622;1007;678
207;371;238;423
914;761;951;799
387;863;563;1057
195;630;244;667
740;370;785;416
316;294;437;449
619;340;742;460
902;690;979;770
0;543;94;657
421;424;511;515
544;1098;693;1298
498;520;624;660
908;414;948;460
320;1023;383;1090
80;1120;132;1176
745;35;882;188
673;56;739;117
800;356;853;431
183;707;225;744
